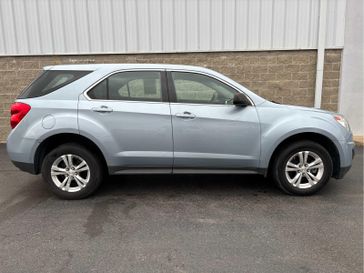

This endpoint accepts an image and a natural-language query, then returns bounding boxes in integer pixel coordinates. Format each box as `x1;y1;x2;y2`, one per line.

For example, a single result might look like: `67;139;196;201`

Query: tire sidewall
274;141;333;195
42;144;103;199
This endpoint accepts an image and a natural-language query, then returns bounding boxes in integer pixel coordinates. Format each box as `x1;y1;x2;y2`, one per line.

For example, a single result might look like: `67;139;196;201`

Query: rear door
167;71;260;171
78;70;173;173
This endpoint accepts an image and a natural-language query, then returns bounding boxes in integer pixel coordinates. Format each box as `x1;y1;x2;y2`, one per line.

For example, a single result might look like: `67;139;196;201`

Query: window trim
166;70;254;106
84;69;169;103
84;68;254;106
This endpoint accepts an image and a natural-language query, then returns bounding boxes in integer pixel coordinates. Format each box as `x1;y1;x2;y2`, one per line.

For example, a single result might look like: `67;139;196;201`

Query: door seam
164;69;176;172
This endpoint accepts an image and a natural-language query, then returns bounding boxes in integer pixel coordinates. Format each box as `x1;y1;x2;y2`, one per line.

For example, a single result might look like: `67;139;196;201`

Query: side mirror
233;93;251;106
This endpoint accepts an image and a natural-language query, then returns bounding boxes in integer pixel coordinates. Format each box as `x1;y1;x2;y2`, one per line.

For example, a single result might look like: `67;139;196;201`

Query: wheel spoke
307;172;319;182
308;158;323;170
305;173;316;186
74;176;85;187
61;155;70;168
294;174;303;187
303;151;309;164
286;162;299;172
287;162;298;168
290;172;301;185
77;167;89;173
63;176;72;191
67;154;74;168
75;175;87;186
75;160;87;170
59;176;69;188
309;163;324;170
75;160;89;173
51;166;67;176
298;152;304;165
309;164;323;170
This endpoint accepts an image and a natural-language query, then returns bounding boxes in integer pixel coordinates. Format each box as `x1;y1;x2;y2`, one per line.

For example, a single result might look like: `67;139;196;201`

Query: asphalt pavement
0;144;362;273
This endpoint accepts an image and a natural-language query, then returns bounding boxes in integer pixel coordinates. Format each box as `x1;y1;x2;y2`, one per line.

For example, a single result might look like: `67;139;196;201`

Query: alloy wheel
285;151;324;189
50;154;90;192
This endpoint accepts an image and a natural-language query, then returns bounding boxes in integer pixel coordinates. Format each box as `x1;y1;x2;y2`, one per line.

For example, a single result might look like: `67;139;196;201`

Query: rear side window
19;70;91;98
87;71;163;102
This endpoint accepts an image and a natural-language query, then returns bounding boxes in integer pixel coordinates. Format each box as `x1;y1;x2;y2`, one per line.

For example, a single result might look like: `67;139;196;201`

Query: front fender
258;112;346;170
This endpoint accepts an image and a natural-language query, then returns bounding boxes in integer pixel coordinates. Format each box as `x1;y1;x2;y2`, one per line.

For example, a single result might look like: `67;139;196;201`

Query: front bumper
334;143;355;179
335;166;352;179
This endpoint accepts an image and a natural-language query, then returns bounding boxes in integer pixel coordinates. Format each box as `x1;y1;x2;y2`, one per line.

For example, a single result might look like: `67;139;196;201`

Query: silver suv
7;64;354;199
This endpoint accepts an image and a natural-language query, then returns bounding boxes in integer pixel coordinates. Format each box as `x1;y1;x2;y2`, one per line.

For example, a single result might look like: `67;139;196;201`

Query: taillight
10;102;31;129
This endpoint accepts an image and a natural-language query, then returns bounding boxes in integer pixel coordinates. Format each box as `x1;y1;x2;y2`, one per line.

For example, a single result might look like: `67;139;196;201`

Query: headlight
334;115;351;131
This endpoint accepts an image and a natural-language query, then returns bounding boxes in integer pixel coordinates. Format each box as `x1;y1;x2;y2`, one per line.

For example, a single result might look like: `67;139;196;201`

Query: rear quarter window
18;70;91;98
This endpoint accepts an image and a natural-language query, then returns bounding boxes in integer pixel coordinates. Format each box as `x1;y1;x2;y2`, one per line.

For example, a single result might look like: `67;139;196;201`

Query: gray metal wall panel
0;0;346;55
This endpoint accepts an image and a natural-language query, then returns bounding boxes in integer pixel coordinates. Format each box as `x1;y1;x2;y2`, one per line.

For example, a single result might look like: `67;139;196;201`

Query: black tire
41;143;104;199
272;141;333;196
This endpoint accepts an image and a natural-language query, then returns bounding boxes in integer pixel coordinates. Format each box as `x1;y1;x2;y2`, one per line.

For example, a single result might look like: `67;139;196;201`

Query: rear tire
272;141;333;195
41;143;104;199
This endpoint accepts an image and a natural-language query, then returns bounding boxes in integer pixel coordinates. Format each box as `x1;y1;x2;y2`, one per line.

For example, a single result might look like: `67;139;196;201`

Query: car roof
43;63;214;73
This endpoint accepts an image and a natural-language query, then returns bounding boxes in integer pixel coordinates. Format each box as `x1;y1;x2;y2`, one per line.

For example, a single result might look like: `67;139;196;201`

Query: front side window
171;72;237;105
87;71;162;102
19;70;91;98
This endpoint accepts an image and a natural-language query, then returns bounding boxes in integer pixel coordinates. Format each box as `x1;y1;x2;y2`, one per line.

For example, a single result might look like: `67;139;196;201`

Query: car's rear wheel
272;141;333;195
41;143;104;199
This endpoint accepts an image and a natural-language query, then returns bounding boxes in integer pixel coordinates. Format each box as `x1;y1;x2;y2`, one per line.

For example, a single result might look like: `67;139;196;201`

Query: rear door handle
91;105;113;113
175;111;196;119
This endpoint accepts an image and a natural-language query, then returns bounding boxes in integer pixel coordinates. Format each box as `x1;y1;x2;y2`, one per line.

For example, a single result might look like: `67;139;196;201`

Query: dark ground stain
0;178;50;225
83;198;137;239
298;265;312;273
122;201;137;218
83;198;116;239
57;249;74;273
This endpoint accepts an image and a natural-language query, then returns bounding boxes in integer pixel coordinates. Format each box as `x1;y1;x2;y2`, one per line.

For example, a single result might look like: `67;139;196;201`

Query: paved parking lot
0;144;362;273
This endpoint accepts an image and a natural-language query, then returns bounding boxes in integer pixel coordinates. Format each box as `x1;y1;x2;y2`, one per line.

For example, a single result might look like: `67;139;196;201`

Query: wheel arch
266;132;341;178
34;133;108;175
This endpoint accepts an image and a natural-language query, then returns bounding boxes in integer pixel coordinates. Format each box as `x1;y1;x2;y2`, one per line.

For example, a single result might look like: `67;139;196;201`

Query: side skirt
109;167;266;175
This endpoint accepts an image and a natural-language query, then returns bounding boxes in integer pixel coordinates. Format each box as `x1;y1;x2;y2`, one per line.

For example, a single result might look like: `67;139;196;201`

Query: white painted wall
0;0;346;55
339;0;364;135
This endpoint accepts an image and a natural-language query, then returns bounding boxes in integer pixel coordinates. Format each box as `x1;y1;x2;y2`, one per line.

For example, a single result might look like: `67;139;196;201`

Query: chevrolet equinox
7;64;354;199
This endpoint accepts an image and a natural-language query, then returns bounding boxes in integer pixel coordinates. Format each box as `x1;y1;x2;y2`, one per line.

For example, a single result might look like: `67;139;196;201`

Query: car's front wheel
272;141;333;195
41;143;104;199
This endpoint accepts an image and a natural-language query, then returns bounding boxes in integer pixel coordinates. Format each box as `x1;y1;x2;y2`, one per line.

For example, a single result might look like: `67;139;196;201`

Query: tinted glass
19;70;91;98
87;71;162;102
171;72;237;104
87;79;107;100
109;72;162;101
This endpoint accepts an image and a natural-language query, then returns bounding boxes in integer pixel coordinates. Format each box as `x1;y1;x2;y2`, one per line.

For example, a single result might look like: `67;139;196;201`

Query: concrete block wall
0;49;342;142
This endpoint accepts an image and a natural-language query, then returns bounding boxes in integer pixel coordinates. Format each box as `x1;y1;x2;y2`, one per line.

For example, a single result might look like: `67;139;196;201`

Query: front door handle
91;105;113;113
175;111;196;119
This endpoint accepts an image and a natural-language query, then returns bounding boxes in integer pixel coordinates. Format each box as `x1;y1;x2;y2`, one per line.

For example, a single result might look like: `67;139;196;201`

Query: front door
167;71;260;171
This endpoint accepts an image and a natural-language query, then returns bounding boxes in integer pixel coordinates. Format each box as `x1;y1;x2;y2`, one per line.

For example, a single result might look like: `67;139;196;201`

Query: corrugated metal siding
0;0;346;55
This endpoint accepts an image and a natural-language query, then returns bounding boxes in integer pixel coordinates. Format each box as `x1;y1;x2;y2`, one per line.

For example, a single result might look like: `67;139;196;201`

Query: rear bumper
7;129;40;174
11;160;37;174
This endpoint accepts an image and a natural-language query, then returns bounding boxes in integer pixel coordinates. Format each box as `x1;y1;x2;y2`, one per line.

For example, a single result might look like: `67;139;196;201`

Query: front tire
41;143;104;199
272;141;333;195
